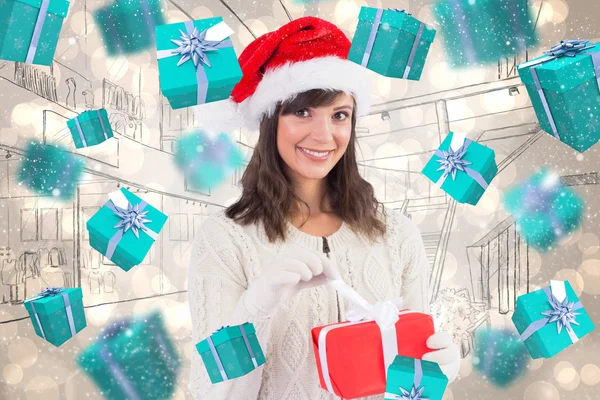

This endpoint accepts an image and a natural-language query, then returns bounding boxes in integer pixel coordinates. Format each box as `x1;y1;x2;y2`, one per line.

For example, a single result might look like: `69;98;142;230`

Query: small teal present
156;18;243;109
86;188;167;271
0;0;70;65
433;0;537;67
77;311;180;400
348;7;436;80
24;287;87;347
503;169;583;251
517;40;600;152
512;280;595;359
196;323;266;384
94;0;165;56
422;132;497;205
385;356;448;400
67;109;114;149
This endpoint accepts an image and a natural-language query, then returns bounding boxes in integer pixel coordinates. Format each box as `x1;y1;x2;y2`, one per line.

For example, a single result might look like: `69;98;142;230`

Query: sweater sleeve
188;214;274;400
396;215;431;314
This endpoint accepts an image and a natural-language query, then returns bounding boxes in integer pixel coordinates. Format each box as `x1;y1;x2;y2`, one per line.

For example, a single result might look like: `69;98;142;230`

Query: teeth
300;147;330;157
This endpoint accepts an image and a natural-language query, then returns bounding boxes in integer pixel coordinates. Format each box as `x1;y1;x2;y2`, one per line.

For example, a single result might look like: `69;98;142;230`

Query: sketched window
40;208;59;241
169;213;189;241
61;208;74;241
20;209;38;242
192;213;209;239
82;207;101;241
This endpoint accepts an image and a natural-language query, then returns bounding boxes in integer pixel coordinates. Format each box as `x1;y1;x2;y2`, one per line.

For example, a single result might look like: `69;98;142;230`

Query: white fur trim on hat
239;56;372;131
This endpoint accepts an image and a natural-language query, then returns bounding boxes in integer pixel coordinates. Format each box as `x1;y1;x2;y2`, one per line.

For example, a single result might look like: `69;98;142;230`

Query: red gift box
311;310;434;399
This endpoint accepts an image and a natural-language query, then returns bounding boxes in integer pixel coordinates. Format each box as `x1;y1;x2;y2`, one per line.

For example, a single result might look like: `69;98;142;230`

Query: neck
290;176;329;220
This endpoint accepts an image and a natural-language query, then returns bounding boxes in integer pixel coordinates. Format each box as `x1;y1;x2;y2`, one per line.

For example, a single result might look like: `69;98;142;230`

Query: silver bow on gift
397;386;428;400
389;8;412;15
435;145;471;181
40;287;63;297
171;27;222;67
113;203;152;238
541;294;581;335
544;39;594;58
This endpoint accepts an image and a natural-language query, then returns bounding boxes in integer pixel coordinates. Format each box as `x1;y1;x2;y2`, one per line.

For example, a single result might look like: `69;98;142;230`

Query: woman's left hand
422;331;461;383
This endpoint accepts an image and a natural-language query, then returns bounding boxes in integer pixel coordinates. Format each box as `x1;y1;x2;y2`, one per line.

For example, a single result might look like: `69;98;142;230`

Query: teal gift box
517;41;600;152
421;132;497;205
503;169;583;251
24;287;87;347
196;322;266;384
86;188;167;271
348;7;436;80
512;280;595;359
0;0;69;65
433;0;537;67
77;311;180;400
94;0;165;56
156;17;243;109
385;356;448;400
67;109;114;149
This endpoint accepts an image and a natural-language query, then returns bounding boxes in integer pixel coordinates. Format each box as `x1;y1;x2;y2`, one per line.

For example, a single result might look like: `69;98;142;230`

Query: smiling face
276;92;354;182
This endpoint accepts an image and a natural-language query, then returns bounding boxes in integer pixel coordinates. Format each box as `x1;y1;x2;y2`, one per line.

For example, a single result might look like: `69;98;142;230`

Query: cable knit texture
188;207;431;400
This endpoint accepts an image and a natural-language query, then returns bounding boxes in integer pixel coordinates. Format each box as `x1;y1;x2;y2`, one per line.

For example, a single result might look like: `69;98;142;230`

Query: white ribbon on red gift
318;279;418;395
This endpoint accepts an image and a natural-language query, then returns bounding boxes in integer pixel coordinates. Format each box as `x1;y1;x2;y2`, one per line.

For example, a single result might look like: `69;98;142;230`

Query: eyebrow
333;105;353;111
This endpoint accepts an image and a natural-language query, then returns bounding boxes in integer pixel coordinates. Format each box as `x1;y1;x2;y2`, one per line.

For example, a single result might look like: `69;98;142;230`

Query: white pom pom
193;99;243;135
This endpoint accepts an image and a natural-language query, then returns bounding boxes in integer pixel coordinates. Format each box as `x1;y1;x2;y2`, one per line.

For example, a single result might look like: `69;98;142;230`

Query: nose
309;115;335;142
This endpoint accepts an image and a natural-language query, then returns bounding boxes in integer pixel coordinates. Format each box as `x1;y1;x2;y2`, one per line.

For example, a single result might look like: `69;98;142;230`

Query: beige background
1;0;599;399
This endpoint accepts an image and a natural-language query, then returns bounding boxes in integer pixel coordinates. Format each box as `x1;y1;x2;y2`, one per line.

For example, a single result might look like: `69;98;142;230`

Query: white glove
243;248;341;317
422;331;461;383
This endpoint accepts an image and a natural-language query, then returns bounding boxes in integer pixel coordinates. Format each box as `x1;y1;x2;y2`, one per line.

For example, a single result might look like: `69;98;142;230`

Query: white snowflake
39;42;50;55
226;362;235;372
14;37;24;50
373;51;385;63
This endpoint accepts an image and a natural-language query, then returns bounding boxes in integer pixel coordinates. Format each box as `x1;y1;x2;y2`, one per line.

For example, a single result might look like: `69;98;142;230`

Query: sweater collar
284;220;357;252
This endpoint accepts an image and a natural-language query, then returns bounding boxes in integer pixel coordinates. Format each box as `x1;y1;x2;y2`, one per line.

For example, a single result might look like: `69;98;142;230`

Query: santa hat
194;16;372;133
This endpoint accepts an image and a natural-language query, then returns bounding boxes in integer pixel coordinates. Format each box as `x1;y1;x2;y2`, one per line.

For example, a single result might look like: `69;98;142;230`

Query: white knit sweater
188;208;431;400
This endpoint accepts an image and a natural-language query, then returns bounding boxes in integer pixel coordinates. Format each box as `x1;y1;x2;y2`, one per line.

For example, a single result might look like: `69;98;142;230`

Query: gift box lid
24;288;83;316
156;17;243;98
518;42;600;93
67;109;109;128
196;323;256;353
16;0;70;18
388;355;448;382
358;7;436;43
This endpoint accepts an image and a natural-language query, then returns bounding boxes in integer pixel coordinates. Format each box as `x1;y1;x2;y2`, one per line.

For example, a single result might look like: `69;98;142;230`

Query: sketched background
0;0;599;399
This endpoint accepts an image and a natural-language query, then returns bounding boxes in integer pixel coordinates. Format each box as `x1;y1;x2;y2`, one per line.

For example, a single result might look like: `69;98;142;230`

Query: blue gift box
512;280;595;359
196;323;266;384
385;356;448;400
86;188;167;271
421;132;497;205
67;109;114;149
24;287;87;347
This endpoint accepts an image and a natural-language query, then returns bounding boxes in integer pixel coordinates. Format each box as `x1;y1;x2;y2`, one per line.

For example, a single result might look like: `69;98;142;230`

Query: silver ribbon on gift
26;0;51;64
520;40;600;140
104;198;158;260
361;8;425;79
26;287;77;340
434;138;489;190
520;282;583;344
74;110;110;147
206;324;259;382
384;359;428;400
156;21;233;105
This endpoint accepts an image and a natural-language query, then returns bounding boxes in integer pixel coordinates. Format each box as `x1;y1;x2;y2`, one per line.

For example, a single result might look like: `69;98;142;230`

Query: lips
297;146;333;160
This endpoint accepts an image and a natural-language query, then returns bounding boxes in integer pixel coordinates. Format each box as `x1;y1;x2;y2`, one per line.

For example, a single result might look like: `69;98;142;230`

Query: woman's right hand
243;247;340;316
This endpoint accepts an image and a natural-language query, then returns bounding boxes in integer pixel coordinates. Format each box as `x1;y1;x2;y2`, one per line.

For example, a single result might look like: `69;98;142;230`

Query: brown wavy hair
225;89;387;244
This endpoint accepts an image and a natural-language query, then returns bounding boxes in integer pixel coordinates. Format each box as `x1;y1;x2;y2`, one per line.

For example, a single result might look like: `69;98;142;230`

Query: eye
295;109;309;117
333;111;349;121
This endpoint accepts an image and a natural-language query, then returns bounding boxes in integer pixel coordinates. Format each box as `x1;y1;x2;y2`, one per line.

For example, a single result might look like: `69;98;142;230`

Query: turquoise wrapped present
503;169;583;251
86;188;167;271
196;323;266;384
77;311;180;400
156;18;243;109
0;0;70;65
348;7;436;80
512;280;595;359
433;0;537;67
24;287;87;347
67;109;114;149
18;141;85;200
421;132;497;205
385;356;448;400
517;40;600;152
94;0;165;56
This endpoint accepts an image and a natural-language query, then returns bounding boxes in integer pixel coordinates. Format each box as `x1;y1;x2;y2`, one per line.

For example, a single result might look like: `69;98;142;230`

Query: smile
297;147;333;159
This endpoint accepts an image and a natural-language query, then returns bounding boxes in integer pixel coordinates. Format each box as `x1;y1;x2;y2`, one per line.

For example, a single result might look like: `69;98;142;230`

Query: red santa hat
195;16;372;133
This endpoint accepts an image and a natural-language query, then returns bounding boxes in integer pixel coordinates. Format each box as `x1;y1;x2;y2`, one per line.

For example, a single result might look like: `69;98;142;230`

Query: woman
188;16;460;400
